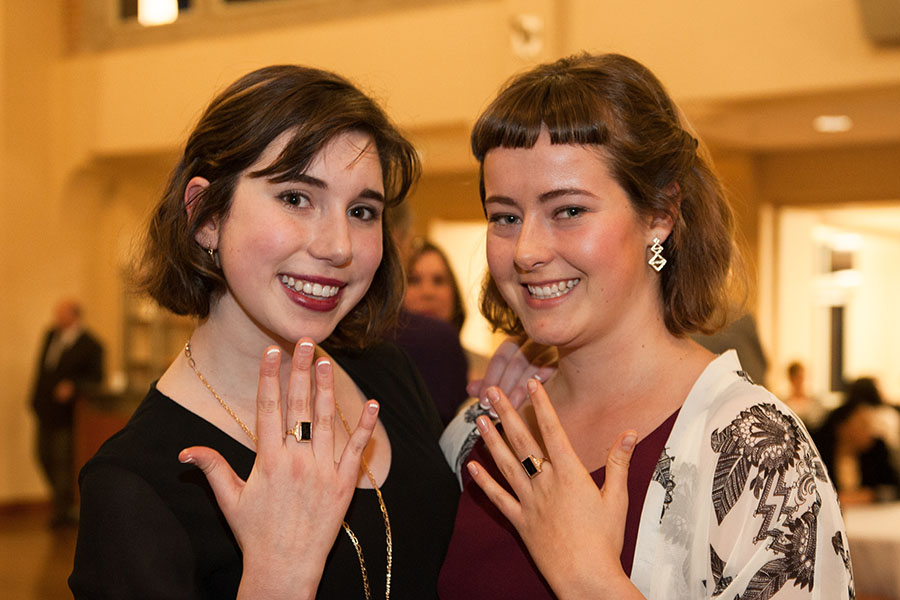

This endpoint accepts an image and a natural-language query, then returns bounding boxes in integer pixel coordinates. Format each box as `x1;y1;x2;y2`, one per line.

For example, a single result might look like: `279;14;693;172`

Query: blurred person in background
404;238;490;381
30;298;104;529
814;377;900;505
783;360;826;432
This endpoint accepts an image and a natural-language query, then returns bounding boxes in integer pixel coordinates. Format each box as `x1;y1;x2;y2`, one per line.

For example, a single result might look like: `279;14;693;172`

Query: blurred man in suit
31;298;103;528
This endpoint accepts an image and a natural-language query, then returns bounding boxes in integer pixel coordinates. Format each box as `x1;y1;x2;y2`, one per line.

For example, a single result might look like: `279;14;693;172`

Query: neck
546;321;711;418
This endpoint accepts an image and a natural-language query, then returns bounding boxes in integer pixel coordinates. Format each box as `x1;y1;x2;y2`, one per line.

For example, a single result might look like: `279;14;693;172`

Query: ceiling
683;83;900;152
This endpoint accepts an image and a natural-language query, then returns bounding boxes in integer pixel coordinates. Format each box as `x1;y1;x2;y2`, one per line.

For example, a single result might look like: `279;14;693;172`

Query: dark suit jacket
31;329;104;426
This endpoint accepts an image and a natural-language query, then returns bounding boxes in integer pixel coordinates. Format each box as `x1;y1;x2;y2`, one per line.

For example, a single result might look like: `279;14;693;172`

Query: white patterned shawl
440;351;855;599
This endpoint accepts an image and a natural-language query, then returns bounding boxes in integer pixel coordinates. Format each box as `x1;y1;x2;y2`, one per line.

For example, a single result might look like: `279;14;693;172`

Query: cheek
485;235;514;278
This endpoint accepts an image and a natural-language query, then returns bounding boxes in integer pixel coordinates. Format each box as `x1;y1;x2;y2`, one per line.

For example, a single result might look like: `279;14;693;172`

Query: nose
307;213;352;267
514;216;551;272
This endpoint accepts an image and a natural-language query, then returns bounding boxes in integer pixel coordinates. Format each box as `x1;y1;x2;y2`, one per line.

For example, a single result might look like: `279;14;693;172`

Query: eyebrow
484;187;595;206
290;173;385;203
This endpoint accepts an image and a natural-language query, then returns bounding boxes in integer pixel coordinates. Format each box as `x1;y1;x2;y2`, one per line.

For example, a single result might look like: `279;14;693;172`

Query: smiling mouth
280;275;341;299
526;278;580;300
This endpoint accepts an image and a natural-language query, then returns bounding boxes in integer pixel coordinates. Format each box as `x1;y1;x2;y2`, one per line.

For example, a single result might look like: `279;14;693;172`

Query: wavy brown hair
135;65;419;348
473;53;740;337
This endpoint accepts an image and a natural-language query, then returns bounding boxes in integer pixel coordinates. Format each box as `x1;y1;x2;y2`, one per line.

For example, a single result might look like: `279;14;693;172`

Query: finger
603;430;637;497
285;338;315;433
477;339;524;404
476;408;534;492
310;357;336;458
466;460;523;527
525;378;574;459
466;378;484;400
336;400;379;485
600;430;638;526
256;347;284;454
486;386;543;460
179;446;244;516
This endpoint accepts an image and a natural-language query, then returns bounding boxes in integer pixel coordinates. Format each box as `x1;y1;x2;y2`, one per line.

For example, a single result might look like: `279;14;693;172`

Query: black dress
69;341;459;599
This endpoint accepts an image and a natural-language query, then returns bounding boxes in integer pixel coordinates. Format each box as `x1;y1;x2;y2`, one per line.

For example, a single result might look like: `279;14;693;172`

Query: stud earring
648;237;666;272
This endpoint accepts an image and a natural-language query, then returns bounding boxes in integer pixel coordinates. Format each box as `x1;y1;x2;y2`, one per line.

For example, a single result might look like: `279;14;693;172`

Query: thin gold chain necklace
184;340;392;599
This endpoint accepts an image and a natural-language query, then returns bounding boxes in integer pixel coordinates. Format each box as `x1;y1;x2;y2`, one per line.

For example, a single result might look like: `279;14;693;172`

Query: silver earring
648;237;666;272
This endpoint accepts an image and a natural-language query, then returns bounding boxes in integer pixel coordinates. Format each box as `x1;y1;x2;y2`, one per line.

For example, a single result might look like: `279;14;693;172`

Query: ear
648;211;675;245
647;181;680;244
185;177;218;250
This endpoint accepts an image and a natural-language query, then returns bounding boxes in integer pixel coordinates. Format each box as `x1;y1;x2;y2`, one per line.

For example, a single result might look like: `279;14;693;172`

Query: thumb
602;430;637;511
179;446;244;515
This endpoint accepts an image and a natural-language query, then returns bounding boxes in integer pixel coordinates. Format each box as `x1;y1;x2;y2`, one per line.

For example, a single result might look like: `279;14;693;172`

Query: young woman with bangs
439;54;853;599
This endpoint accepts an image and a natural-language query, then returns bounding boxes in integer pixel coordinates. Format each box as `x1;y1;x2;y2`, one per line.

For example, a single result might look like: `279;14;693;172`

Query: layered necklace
184;341;392;599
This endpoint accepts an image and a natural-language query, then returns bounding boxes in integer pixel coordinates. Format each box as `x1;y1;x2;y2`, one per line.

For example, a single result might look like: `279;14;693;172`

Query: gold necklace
183;340;392;599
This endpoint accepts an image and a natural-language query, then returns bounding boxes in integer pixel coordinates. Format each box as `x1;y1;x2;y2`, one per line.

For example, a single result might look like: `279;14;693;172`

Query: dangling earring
207;245;216;260
648;237;666;272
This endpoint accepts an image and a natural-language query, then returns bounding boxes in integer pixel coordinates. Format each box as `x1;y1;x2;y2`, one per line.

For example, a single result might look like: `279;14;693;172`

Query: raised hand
178;338;379;600
467;379;643;600
468;337;557;412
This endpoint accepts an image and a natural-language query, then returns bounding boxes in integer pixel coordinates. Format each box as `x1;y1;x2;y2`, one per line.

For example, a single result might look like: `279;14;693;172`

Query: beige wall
2;0;900;502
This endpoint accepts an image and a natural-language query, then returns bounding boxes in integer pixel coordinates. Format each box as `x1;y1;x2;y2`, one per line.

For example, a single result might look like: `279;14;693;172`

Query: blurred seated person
783;361;826;432
404;238;489;381
814;377;900;505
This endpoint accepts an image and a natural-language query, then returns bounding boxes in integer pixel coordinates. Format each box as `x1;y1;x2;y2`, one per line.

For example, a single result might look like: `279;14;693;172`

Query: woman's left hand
467;379;643;600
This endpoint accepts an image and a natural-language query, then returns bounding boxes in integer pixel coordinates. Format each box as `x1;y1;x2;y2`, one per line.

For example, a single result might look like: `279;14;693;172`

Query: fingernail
298;341;314;352
466;462;479;477
533;373;543;382
476;415;490;433
488;408;498;419
527;378;538;393
265;347;281;357
486;387;500;405
622;432;638;451
366;401;378;414
479;396;490;410
179;452;195;465
316;359;332;373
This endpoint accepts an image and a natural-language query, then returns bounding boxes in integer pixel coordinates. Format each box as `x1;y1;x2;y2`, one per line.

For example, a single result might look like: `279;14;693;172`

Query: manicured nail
467;462;480;477
178;452;195;465
621;432;638;451
533;373;543;382
298;341;314;351
366;401;378;414
488;408;498;419
316;359;332;373
527;378;538;393
476;415;490;433
479;396;490;410
265;347;281;357
486;387;500;405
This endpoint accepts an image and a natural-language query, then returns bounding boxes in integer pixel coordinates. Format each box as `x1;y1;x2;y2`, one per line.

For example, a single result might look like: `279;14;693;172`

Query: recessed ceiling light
812;114;853;133
138;0;179;27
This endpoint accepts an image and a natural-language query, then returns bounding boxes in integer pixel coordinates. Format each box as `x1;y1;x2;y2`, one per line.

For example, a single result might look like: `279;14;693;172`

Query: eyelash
488;213;521;226
556;206;587;219
348;204;380;222
278;190;309;208
277;191;380;222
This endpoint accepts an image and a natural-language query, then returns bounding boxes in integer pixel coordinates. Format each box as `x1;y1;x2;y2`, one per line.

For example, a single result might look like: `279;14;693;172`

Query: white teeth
527;278;579;300
280;275;340;299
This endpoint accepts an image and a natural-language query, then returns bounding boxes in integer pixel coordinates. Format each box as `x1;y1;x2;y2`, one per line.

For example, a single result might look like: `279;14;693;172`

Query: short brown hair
473;53;738;337
135;65;419;348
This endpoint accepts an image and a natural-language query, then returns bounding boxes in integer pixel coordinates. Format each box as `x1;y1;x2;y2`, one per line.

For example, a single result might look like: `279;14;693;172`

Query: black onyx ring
286;421;312;442
521;454;549;478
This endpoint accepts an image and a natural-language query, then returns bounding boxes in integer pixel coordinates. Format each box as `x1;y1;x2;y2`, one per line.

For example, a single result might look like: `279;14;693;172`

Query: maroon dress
437;409;678;599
